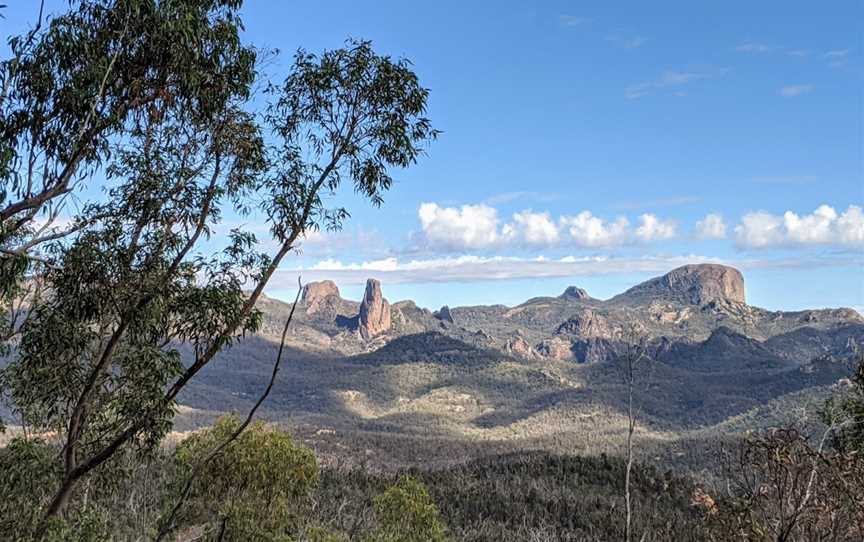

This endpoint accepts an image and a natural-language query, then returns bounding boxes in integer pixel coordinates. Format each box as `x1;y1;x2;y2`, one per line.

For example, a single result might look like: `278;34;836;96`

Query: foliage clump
0;437;110;541
168;416;319;541
369;475;449;542
822;348;864;454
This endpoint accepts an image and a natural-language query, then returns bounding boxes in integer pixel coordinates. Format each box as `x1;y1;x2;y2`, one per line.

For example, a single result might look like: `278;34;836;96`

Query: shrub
167;416;319;541
370;476;449;542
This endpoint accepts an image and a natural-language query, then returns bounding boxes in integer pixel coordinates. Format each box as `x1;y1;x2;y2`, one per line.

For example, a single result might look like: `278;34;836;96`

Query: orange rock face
301;280;341;316
359;279;391;339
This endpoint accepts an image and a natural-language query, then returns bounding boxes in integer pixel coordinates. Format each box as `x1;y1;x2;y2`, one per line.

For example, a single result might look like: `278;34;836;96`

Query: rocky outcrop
560;286;591;301
571;338;620;363
434;305;455;323
302;280;342;318
505;336;537;359
535;337;572;360
648;302;692;324
615;264;745;306
648;336;676;361
555;309;612;338
359;279;391;339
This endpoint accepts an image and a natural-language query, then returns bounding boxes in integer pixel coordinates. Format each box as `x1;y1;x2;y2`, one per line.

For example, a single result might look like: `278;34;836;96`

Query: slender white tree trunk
625;356;634;542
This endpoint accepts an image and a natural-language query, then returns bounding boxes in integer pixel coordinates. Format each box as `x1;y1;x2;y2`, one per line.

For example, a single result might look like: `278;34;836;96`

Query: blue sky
4;1;863;311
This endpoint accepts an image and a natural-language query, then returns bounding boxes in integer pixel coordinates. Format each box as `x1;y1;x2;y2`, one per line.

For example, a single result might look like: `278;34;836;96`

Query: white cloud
607;34;649;49
695;213;727;239
560;211;630;247
837;206;864;244
736;42;772;53
504;210;560;246
311;257;400;272
625;67;729;99
779;84;814;97
824;50;851;68
735;212;787;249
735;205;864;249
787;50;810;57
784;205;837;244
282;254;725;286
635;213;677;241
418;202;501;250
824;49;850;58
559;15;592;27
299;229;331;244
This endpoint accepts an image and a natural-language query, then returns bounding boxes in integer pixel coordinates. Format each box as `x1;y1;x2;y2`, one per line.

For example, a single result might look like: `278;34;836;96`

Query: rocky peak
703;326;753;348
359;278;391;339
301;280;341;316
696;326;776;363
560;286;591;301
616;264;745;306
434;305;455;323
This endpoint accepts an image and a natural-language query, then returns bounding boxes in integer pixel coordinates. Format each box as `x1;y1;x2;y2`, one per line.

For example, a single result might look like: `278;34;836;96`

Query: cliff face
555;309;612;339
359;279;391;339
301;280;342;317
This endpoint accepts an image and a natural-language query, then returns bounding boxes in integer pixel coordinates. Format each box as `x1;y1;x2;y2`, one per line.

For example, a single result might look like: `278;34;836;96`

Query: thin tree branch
796;418;861;516
0;248;58;270
155;277;303;541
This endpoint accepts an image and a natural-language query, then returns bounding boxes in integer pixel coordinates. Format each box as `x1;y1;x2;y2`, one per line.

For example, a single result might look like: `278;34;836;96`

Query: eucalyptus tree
0;3;437;533
0;0;258;374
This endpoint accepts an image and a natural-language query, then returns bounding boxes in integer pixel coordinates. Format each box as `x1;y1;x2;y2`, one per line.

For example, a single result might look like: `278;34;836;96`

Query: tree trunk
626;386;634;542
625;351;635;542
37;475;79;536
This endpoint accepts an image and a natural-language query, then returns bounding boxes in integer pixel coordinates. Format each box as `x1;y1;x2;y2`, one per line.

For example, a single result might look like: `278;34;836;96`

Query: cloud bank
416;202;863;252
416;203;679;250
283;254;722;286
270;252;861;290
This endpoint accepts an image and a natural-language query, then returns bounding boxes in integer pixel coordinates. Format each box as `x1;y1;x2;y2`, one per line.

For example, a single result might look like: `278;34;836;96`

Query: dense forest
0;1;862;540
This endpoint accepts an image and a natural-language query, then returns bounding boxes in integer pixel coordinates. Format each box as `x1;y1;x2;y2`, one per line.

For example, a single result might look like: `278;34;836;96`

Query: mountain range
175;264;863;468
